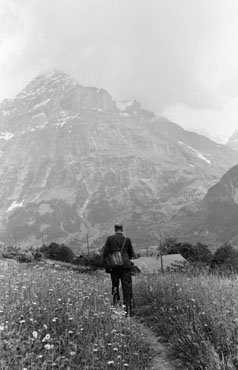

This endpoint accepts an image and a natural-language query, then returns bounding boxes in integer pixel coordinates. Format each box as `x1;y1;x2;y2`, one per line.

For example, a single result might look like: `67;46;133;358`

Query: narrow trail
134;320;188;370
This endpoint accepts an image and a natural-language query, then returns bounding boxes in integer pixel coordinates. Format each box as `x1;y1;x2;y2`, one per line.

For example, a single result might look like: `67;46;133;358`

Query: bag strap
121;237;127;253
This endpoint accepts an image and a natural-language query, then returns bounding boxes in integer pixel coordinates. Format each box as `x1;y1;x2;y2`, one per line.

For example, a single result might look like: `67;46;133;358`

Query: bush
86;251;104;268
166;239;212;265
40;243;75;263
17;252;33;263
33;251;43;261
211;243;238;273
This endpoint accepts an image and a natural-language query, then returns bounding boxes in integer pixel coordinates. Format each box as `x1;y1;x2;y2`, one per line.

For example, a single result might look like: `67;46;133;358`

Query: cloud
0;0;238;127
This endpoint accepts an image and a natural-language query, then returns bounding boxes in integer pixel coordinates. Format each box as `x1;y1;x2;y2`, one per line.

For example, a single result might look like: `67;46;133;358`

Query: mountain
189;128;229;145
0;69;237;251
175;165;238;248
227;130;238;150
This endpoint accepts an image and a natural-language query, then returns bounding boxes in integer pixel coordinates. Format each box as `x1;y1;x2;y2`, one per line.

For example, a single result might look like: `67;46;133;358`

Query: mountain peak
16;69;79;101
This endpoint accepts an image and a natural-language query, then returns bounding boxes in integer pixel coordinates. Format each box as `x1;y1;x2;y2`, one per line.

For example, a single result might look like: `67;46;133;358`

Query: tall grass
0;260;152;369
134;270;238;370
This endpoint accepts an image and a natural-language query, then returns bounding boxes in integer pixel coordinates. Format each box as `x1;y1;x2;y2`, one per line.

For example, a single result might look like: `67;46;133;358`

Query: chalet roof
134;254;186;273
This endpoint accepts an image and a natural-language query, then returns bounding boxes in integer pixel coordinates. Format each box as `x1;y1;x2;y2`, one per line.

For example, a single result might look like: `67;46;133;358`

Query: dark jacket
103;233;135;272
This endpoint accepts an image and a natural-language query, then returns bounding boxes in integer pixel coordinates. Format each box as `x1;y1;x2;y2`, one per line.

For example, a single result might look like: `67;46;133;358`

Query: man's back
103;232;135;270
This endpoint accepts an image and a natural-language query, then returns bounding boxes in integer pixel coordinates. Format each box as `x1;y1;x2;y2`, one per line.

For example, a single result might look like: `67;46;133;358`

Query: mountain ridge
0;70;237;251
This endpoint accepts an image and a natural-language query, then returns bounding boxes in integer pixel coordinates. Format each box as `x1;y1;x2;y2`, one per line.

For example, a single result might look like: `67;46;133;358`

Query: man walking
103;224;135;316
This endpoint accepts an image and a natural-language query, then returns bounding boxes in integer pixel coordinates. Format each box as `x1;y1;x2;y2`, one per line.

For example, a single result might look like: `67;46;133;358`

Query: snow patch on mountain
0;132;14;140
7;200;24;212
36;122;48;129
53;113;79;128
32;113;46;119
32;99;50;110
179;141;211;164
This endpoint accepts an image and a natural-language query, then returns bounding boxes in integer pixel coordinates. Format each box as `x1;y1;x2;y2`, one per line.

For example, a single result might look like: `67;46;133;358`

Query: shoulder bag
104;238;127;270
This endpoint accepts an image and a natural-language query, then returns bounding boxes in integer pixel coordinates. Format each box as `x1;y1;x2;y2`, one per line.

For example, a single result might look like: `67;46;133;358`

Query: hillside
175;165;238;247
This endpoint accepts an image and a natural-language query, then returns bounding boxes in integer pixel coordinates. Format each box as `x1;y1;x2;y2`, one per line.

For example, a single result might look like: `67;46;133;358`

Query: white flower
44;344;54;350
32;331;38;339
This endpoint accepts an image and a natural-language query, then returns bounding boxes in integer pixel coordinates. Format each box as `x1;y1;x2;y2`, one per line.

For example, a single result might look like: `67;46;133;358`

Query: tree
191;243;212;264
211;243;238;272
40;243;75;263
167;240;212;265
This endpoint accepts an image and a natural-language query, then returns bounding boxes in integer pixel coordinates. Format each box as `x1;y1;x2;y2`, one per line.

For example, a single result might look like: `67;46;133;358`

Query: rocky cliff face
175;165;238;248
0;70;237;251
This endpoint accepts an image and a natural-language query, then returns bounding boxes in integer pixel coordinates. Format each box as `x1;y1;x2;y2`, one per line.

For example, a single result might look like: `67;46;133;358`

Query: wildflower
44;344;54;350
70;351;76;356
19;319;26;324
124;364;129;368
0;324;4;331
43;324;47;329
68;330;73;334
42;333;51;342
107;361;115;365
32;331;38;339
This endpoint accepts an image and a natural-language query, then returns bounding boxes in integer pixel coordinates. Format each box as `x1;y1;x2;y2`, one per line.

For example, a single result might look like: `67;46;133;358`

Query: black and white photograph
0;1;238;369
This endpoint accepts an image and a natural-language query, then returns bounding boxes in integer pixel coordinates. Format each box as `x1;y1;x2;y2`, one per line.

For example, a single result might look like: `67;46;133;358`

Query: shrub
86;251;104;268
40;243;75;263
17;251;33;263
211;243;238;273
167;239;212;265
33;251;43;261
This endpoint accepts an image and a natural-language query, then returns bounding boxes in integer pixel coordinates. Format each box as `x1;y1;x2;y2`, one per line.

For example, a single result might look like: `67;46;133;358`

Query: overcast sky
0;0;238;141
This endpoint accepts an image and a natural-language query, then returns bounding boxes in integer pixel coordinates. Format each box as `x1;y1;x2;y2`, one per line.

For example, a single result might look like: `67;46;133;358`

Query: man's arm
103;237;110;260
127;238;136;259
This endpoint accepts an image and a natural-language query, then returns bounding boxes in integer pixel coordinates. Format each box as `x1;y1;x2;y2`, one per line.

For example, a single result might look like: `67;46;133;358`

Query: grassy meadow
3;258;238;370
134;270;238;370
0;260;152;370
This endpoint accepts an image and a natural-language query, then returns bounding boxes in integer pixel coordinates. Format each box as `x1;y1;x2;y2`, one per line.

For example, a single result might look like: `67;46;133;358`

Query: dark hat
114;224;123;231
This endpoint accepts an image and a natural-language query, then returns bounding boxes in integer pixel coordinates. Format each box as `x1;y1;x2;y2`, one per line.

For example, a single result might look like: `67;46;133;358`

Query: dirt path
135;320;188;370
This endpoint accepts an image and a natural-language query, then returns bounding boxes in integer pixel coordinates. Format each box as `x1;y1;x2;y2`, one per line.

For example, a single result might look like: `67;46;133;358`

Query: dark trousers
110;269;133;310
